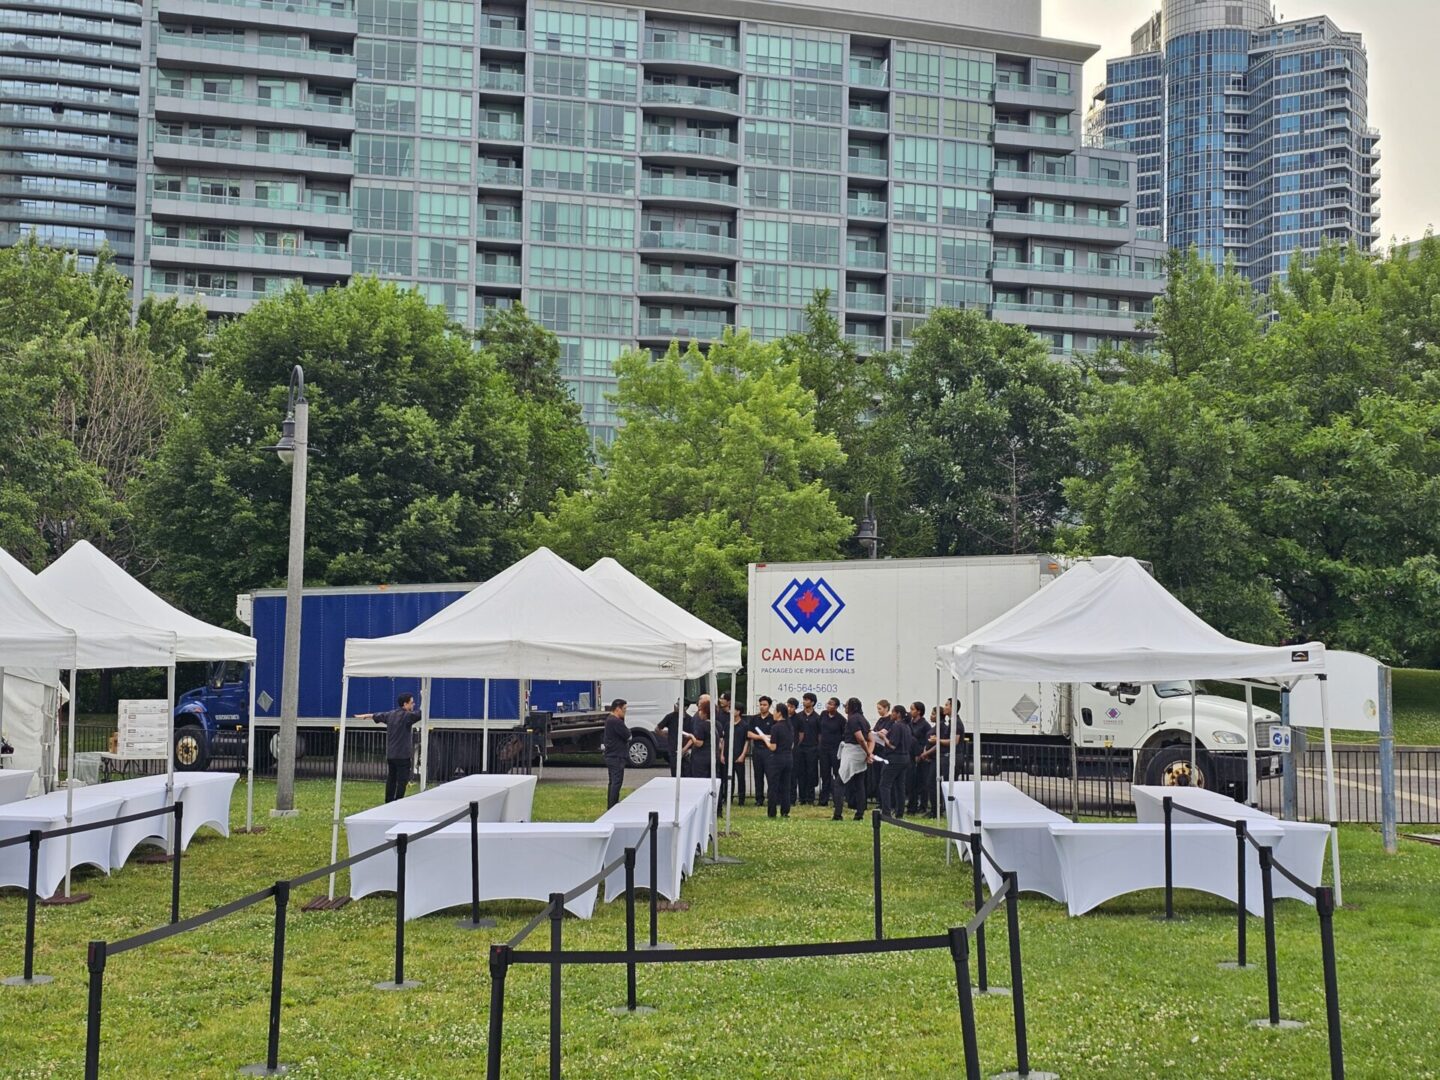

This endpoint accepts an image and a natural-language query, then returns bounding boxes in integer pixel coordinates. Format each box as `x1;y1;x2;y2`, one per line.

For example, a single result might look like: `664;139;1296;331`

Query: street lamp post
857;493;880;559
266;366;308;816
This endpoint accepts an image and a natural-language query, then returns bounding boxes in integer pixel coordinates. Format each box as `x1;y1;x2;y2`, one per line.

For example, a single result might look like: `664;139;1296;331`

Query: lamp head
273;414;296;465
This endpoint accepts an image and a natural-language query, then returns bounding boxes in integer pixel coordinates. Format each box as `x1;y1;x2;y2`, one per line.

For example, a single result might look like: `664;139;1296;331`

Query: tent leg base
455;917;496;930
992;1071;1058;1079
1;975;53;987
1249;1018;1305;1030
705;855;741;865
41;891;90;906
1217;961;1252;970
302;895;351;912
607;1004;656;1017
236;827;268;836
373;980;420;992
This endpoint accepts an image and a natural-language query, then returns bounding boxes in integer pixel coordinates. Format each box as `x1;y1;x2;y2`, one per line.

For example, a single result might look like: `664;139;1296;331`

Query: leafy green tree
475;302;588;517
883;307;1080;556
531;331;850;636
133;279;529;625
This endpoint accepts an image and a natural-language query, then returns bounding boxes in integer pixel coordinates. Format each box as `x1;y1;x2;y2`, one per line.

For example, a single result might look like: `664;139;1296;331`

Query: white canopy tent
41;541;259;825
328;548;726;899
0;556;78;795
936;558;1343;901
584;557;742;857
1;546;177;896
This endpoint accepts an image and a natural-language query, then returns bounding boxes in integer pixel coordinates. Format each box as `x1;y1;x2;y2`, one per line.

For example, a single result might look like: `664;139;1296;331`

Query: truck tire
268;733;308;762
174;726;210;772
626;735;656;769
1144;744;1211;789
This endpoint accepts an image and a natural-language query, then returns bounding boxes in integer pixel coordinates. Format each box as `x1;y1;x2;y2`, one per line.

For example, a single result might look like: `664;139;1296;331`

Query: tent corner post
1318;675;1341;907
327;676;351;902
245;660;258;833
1378;665;1397;855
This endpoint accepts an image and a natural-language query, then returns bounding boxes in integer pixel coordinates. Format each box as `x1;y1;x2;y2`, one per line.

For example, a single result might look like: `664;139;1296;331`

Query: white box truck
746;555;1280;796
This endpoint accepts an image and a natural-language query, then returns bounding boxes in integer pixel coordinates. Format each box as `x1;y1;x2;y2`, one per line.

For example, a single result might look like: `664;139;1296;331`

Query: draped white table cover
0;790;125;896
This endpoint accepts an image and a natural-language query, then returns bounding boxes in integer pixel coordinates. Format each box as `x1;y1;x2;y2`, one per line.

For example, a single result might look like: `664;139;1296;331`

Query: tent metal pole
418;677;431;793
1244;685;1257;808
64;666;77;897
481;680;489;774
935;667;943;833
327;676;350;901
1190;690;1197;777
245;662;257;832
724;672;734;837
1319;675;1341;906
0;666;6;777
950;674;959;862
165;664;176;857
971;681;981;834
1379;665;1396;854
1280;688;1296;820
707;666;718;860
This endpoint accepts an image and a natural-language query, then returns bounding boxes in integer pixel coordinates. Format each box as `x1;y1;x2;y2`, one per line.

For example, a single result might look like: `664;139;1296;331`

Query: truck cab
173;661;251;771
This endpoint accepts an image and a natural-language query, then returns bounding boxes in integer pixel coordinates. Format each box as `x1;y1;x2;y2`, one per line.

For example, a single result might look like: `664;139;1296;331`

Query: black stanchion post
872;809;883;941
1233;820;1247;968
242;882;290;1075
376;833;417;990
624;847;638;1010
458;800;495;930
83;940;106;1080
639;812;671;950
1261;846;1281;1023
487;944;510;1080
970;828;988;992
549;891;565;1080
949;926;981;1080
1005;874;1029;1076
1317;886;1345;1079
3;830;52;985
170;802;184;925
1163;796;1175;920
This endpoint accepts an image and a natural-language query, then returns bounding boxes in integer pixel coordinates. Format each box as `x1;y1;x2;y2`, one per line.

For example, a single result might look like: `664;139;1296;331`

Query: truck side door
1075;684;1147;748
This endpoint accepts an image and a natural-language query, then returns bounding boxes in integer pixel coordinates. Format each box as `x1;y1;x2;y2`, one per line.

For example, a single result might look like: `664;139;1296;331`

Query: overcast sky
1041;0;1434;246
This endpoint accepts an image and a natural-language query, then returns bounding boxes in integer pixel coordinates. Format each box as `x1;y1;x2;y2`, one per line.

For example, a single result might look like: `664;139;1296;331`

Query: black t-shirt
748;714;774;756
796;709;821;746
819;711;846;747
684;715;710;748
877;717;914;759
657;710;683;755
843;713;871;746
602;713;630;761
769;718;795;754
911;717;934;752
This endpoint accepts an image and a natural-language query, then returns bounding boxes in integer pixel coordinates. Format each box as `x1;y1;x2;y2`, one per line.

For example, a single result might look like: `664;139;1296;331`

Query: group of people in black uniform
602;692;966;820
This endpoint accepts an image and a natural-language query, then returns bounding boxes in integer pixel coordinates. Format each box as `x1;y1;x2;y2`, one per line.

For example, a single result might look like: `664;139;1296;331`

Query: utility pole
269;367;308;816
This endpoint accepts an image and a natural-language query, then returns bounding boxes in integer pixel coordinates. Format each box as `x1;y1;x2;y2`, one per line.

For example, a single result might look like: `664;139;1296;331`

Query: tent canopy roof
0;550;77;669
41;541;255;663
938;557;1325;684
584;558;742;673
1;547;176;670
343;548;715;680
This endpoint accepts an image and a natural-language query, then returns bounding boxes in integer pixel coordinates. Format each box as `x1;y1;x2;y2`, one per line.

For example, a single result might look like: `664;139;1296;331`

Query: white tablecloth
619;778;717;876
384;821;614;920
0;791;125;896
424;774;537;822
1049;821;1288;916
1131;785;1329;904
345;788;509;899
594;805;684;902
169;773;239;848
980;821;1070;901
942;780;1067;867
86;777;175;869
0;769;36;805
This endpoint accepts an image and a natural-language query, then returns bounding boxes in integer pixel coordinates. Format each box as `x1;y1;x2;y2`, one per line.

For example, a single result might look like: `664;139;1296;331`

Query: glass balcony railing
475;219;521;239
642;41;740;68
992;261;1164;281
153;89;351;115
846;198;887;219
478;70;525;93
640;133;738;160
0;59;139;87
642;83;740;112
0;106;138;134
149;188;350;215
847;249;886;270
148;235;347;259
475;263;521;284
847;156;888;177
156;32;353;67
638;317;731;339
994;121;1073;139
153;133;352;161
992;302;1146;320
844;331;884;352
1;204;134;227
639;177;737;203
995;78;1073;96
993;211;1128;229
638;230;737;256
844;291;885;312
476;164;522;185
476;120;524;140
993;169;1129;189
478;26;526;49
848;66;888;88
849;109;888;130
640;273;735;299
179;0;355;19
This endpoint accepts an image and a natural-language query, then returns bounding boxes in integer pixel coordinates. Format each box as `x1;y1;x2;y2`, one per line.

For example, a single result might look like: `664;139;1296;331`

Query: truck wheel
626;736;655;769
268;734;308;762
174;726;210;772
1144;745;1210;789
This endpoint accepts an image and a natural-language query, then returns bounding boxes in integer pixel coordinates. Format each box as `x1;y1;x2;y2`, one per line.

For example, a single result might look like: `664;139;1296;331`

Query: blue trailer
171;582;651;771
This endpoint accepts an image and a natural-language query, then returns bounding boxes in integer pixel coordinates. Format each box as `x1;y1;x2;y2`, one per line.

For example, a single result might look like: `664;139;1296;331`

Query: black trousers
880;756;911;819
794;746;819;803
766;753;794;816
385;758;410;803
732;757;747;804
834;764;868;816
818;744;841;803
912;757;936;813
605;758;626;809
750;751;769;805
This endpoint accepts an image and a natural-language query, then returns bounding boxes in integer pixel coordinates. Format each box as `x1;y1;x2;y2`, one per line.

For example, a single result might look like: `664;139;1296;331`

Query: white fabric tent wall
1;670;62;796
0;557;78;797
937;557;1343;903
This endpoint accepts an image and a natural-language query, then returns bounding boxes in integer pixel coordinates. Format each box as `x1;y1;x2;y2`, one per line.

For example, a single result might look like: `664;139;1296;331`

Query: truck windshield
1153;682;1194;698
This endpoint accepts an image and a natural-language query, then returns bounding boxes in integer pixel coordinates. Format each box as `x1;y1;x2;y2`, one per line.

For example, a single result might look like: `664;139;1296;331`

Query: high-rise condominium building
1090;0;1379;290
3;0;1165;438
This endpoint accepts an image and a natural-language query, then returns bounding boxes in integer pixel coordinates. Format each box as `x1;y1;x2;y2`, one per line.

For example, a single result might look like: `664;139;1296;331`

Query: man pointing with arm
356;693;423;803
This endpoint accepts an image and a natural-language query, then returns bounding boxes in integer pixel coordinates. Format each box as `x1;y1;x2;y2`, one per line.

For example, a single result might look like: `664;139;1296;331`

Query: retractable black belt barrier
3;800;184;989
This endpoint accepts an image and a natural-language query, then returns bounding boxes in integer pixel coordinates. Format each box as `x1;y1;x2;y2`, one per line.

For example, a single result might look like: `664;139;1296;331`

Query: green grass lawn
3;779;1439;1079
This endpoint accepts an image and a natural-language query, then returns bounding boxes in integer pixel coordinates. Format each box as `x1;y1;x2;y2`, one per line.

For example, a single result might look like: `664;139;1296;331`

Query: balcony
641;83;740;115
0;105;138;136
994;80;1078;110
147;234;350;275
990;302;1149;334
990;261;1165;297
475;262;521;285
0;58;139;89
642;41;741;71
0;82;134;111
475;218;522;241
992;170;1130;205
640;133;738;163
0;202;134;229
0;11;141;43
847;156;888;178
638;316;732;341
846;198;887;221
639;176;738;205
0;129;135;159
155;32;356;82
0;152;136;182
992;211;1133;244
478;26;526;50
148;189;350;229
155;0;355;33
152;90;353;133
844;331;884;354
844;291;885;312
476;119;524;142
849;109;888;130
849;66;887;89
476;164;523;187
145;280;282;314
638;229;737;259
152;133;353;176
478;70;525;94
19;0;141;16
846;248;886;272
993;121;1076;152
639;272;735;300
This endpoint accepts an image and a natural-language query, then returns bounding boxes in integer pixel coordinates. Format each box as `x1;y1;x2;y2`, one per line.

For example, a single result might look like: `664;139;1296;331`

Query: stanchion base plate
238;1063;290;1075
302;896;351;912
992;1071;1058;1079
455;917;497;930
373;980;421;991
654;900;690;912
1218;961;1253;970
41;892;90;906
637;942;675;951
1248;1018;1305;1030
705;855;742;865
973;985;1012;997
607;1005;656;1016
135;852;176;865
1;974;53;986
